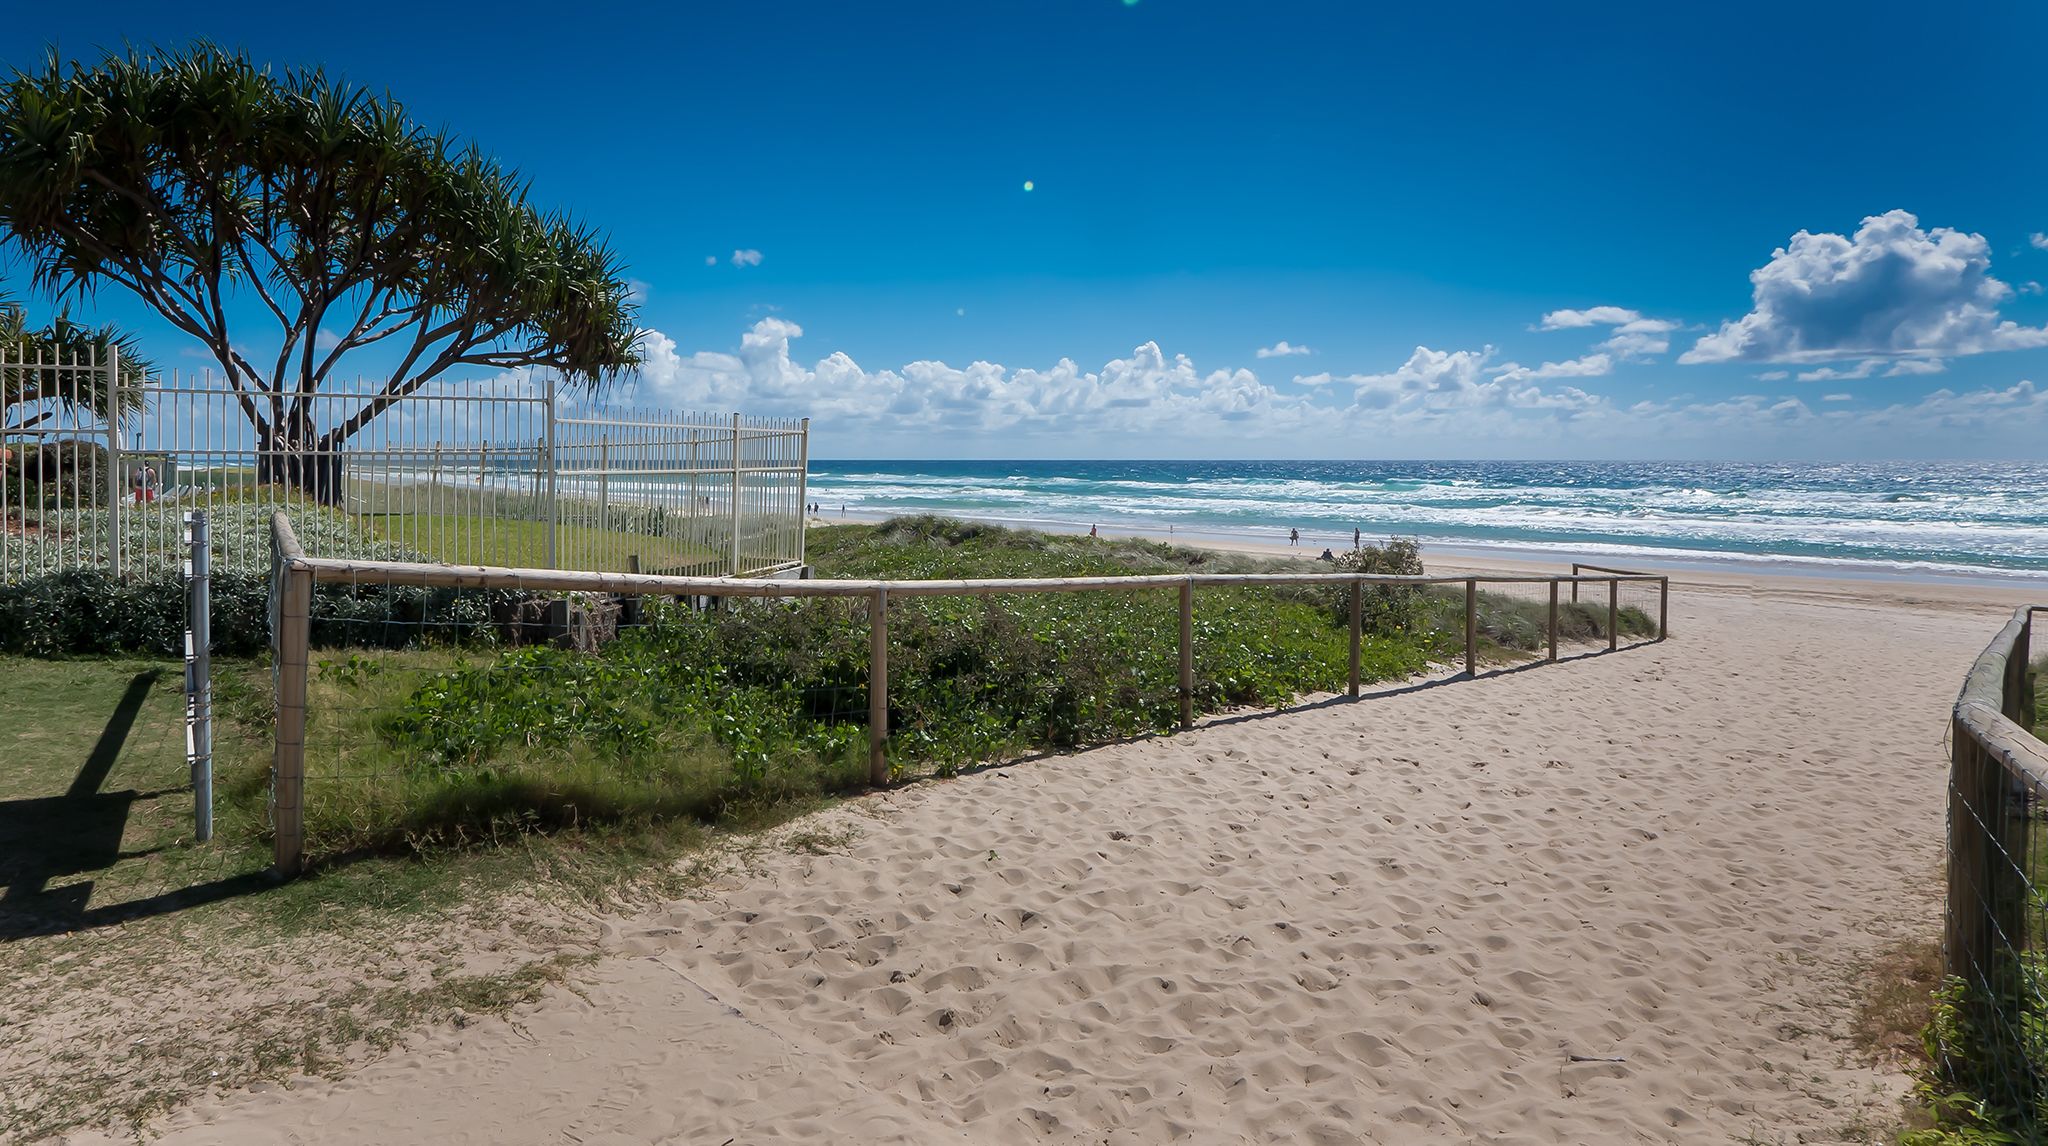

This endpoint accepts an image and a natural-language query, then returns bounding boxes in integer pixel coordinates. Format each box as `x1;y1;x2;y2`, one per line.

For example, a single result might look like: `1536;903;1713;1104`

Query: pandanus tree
0;44;640;502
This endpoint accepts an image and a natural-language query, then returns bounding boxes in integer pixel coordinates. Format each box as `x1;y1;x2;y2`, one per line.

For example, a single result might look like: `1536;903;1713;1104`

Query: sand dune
99;571;2030;1144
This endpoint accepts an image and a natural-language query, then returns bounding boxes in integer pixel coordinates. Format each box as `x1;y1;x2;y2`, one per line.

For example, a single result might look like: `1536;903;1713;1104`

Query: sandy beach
69;558;2036;1145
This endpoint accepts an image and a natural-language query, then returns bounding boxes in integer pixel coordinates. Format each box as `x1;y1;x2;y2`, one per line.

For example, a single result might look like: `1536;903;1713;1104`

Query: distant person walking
1089;524;1099;538
1289;527;1299;546
1354;527;1361;549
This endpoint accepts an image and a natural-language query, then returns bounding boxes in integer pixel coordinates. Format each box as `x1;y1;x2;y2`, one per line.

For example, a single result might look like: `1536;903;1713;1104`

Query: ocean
805;460;2048;581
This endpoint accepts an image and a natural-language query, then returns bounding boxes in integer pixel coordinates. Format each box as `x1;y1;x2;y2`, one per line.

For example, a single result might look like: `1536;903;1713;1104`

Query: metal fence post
543;375;558;569
104;344;124;578
869;587;889;784
597;433;610;540
730;413;743;576
1180;580;1195;728
184;511;213;841
272;558;313;875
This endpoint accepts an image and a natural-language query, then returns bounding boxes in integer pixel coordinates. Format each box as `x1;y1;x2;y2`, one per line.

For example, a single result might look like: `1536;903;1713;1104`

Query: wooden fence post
1179;581;1195;729
1347;578;1362;698
1464;579;1477;677
1658;576;1669;641
1570;563;1580;603
869;588;889;784
1608;579;1619;652
1547;580;1558;663
272;560;312;875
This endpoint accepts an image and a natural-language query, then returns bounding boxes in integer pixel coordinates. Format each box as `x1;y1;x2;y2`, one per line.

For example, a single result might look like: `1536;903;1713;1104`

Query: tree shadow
0;670;273;940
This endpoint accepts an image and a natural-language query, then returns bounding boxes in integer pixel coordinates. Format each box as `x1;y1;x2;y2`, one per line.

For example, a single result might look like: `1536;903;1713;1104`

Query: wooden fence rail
267;513;1670;874
1942;605;2048;1136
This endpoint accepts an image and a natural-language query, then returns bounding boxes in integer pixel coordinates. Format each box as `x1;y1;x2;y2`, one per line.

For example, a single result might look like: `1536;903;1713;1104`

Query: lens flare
1022;180;1034;192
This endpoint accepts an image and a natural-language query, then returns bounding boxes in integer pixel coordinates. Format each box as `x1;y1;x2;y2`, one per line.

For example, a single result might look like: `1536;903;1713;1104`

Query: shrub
1329;537;1430;636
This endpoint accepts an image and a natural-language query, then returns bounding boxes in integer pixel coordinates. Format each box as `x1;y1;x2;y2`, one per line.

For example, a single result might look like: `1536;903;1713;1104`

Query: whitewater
804;459;2048;580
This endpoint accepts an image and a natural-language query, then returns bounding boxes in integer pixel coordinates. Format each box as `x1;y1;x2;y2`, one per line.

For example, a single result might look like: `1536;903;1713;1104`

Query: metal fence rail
1944;606;2048;1137
2;347;808;580
265;512;1670;874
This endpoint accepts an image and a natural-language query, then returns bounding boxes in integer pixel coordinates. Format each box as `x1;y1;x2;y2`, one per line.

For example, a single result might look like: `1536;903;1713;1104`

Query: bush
1329;538;1430;636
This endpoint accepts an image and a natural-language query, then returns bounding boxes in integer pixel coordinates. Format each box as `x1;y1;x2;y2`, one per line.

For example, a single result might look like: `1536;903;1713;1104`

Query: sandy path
104;578;2017;1145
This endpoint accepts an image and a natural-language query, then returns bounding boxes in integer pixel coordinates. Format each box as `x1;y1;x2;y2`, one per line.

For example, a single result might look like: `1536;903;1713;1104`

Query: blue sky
6;1;2048;459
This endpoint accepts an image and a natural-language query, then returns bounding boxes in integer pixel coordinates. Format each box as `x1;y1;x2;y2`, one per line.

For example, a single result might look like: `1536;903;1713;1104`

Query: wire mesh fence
2;347;808;581
1940;607;2048;1138
263;512;1672;873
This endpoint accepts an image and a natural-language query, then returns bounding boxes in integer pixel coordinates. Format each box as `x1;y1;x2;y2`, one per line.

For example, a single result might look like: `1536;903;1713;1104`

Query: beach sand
76;560;2037;1144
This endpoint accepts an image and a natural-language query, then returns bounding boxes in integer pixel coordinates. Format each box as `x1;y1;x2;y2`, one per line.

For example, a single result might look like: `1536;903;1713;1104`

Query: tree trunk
256;412;345;506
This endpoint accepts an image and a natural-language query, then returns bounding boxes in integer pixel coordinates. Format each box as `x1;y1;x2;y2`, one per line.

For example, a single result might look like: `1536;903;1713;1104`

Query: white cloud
1682;209;2048;364
1492;353;1613;384
1598;318;1679;358
1538;306;1641;329
632;320;1307;441
1795;359;1879;382
1757;370;1789;381
1885;358;1948;377
2032;233;2048;251
618;320;2048;458
704;255;717;267
731;249;764;268
1255;340;1313;358
1535;307;1678;359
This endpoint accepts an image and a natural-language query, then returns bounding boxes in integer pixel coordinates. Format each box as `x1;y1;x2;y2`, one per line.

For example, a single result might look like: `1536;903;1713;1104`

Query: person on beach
1318;547;1335;562
1289;527;1299;546
1354;526;1361;549
1089;524;1099;538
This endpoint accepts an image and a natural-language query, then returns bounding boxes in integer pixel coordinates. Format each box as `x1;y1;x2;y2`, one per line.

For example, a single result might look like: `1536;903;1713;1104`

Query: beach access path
99;565;2034;1144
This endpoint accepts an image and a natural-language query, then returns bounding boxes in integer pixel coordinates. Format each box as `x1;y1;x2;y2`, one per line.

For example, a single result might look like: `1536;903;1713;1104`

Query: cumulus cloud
1492;353;1614;384
1681;210;2048;364
1538;306;1641;329
632;320;1305;440
617;320;2048;457
731;248;764;268
1795;360;1879;382
1793;357;1949;382
1255;340;1313;358
1302;346;1603;419
1535;307;1678;359
2033;233;2048;251
1885;358;1948;377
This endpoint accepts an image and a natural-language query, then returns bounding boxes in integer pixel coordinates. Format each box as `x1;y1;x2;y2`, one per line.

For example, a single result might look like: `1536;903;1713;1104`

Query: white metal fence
1;346;809;580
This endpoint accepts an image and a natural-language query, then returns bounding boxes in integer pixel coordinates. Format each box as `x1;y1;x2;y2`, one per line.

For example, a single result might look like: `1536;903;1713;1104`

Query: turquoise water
806;460;2048;578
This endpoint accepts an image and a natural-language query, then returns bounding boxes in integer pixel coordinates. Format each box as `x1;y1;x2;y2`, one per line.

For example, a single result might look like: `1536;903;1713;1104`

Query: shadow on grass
0;669;276;940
